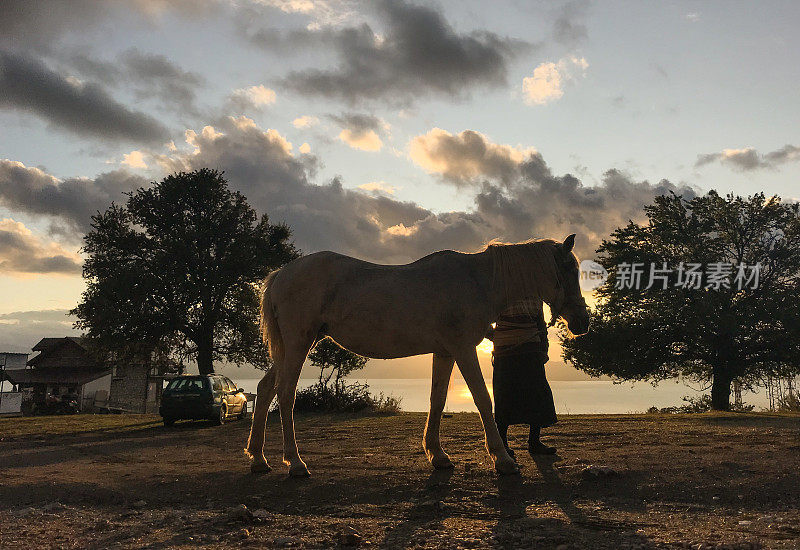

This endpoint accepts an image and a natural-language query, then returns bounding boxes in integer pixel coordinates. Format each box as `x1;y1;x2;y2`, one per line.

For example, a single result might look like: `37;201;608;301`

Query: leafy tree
72;168;299;375
308;337;369;392
562;191;800;410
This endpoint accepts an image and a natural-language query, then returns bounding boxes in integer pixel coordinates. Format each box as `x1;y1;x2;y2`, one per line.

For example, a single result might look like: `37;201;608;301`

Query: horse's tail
260;270;284;364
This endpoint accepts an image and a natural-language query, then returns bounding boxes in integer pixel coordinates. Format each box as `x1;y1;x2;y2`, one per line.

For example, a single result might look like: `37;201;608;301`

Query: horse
244;234;590;477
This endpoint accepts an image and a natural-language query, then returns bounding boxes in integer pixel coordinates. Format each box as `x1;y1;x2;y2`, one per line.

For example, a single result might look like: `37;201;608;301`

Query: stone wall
109;364;160;413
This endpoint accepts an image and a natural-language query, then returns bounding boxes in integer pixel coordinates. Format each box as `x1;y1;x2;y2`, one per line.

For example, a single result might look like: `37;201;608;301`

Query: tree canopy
308;337;369;390
561;191;800;410
72;168;299;375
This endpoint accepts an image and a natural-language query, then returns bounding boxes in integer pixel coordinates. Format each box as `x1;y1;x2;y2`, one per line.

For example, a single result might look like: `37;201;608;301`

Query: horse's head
546;234;590;335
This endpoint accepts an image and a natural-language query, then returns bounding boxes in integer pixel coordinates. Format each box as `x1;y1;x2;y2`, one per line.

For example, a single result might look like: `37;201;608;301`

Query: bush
775;390;800;412
647;394;754;414
293;381;401;414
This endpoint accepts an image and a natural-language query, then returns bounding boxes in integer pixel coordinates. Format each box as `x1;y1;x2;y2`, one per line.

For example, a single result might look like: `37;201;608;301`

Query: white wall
81;373;112;410
0;392;22;414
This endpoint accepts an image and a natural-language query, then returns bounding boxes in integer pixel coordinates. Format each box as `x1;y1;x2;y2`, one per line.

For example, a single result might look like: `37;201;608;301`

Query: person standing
487;300;557;459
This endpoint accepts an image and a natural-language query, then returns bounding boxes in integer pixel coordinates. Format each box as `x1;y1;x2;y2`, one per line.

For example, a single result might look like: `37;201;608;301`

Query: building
1;337;164;413
0;352;29;415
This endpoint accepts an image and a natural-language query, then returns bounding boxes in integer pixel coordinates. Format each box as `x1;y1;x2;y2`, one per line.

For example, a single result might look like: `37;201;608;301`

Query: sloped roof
28;337;94;368
31;337;86;352
2;368;110;386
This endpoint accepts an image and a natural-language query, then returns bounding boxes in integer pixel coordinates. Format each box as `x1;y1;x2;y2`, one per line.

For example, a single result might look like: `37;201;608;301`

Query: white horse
245;235;590;477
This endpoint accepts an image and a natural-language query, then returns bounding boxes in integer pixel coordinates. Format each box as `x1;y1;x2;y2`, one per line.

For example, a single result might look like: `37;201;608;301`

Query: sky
1;0;799;380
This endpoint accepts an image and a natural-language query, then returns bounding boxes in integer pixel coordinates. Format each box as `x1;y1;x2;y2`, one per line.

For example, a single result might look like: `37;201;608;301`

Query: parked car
160;375;248;426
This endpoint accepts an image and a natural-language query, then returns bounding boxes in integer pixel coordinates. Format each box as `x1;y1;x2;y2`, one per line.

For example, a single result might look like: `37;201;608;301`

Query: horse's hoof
431;455;455;470
288;463;311;478
250;461;272;474
495;459;520;476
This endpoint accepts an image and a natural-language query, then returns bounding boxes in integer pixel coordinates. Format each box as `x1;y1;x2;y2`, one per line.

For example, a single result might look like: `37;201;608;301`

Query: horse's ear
563;234;576;253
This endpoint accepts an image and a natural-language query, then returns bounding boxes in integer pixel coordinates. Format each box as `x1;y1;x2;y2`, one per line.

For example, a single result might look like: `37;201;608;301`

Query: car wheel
163;417;175;427
214;405;226;425
238;403;247;421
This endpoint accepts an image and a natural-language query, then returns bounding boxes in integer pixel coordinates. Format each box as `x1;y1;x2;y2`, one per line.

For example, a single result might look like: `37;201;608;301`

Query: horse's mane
484;239;562;312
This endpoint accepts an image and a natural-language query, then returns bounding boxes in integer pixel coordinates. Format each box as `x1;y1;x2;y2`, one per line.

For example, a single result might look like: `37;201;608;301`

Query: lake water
236;378;774;414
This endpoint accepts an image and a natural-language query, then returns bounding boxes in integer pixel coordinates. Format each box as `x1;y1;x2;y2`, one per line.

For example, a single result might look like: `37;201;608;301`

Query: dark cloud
475;168;695;259
63;49;205;114
2;108;696;267
695;145;800;172
278;0;530;104
119;49;205;114
329;112;385;133
0;0;220;52
408;128;534;188
0;1;114;52
0;50;170;144
159;117;695;262
552;0;589;47
0;160;147;239
0;219;83;275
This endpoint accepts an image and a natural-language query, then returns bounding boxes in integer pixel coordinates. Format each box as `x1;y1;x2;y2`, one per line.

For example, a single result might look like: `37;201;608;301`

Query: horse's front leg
454;347;519;475
423;353;455;469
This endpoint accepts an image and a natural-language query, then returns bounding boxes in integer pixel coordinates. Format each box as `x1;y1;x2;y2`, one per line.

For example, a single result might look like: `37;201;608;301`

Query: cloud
118;48;205;113
292;115;320;128
358;181;396;195
331;112;388;151
122;150;148;169
0;309;79;352
61;49;205;115
299;142;311;154
552;0;589;47
695;145;800;171
522;56;588;105
156;117;693;263
154;116;483;262
338;129;382;151
408;128;535;188
0;50;170;144
474;168;695;259
0;1;221;52
0;219;83;275
279;0;529;104
229;84;277;111
0;159;147;238
257;0;355;27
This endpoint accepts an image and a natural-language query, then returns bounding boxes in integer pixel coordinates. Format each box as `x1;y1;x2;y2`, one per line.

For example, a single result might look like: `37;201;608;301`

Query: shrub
775;390;800;412
647;394;754;414
293;381;401;414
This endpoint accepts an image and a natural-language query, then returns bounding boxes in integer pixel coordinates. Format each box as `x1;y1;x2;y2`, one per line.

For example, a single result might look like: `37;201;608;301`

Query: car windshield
166;378;208;392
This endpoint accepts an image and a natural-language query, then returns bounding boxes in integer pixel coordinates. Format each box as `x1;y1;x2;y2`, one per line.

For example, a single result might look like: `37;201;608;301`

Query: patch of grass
0;414;162;441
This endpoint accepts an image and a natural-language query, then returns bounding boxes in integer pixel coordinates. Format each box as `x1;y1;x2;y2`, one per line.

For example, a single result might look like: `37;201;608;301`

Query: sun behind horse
245;235;590;477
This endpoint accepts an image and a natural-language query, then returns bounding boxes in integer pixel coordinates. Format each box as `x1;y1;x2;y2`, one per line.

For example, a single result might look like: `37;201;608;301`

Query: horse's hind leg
245;368;278;473
276;342;312;478
454;348;519;475
423;353;455;469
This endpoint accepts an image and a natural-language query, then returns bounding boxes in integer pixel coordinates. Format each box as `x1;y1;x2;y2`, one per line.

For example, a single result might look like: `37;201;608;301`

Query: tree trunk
196;331;214;376
711;367;732;411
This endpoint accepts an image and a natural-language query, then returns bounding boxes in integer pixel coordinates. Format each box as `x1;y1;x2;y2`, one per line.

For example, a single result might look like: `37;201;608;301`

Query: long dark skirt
492;351;557;428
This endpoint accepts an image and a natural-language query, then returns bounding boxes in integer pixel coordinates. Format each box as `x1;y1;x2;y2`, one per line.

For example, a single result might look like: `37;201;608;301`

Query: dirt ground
1;412;799;549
